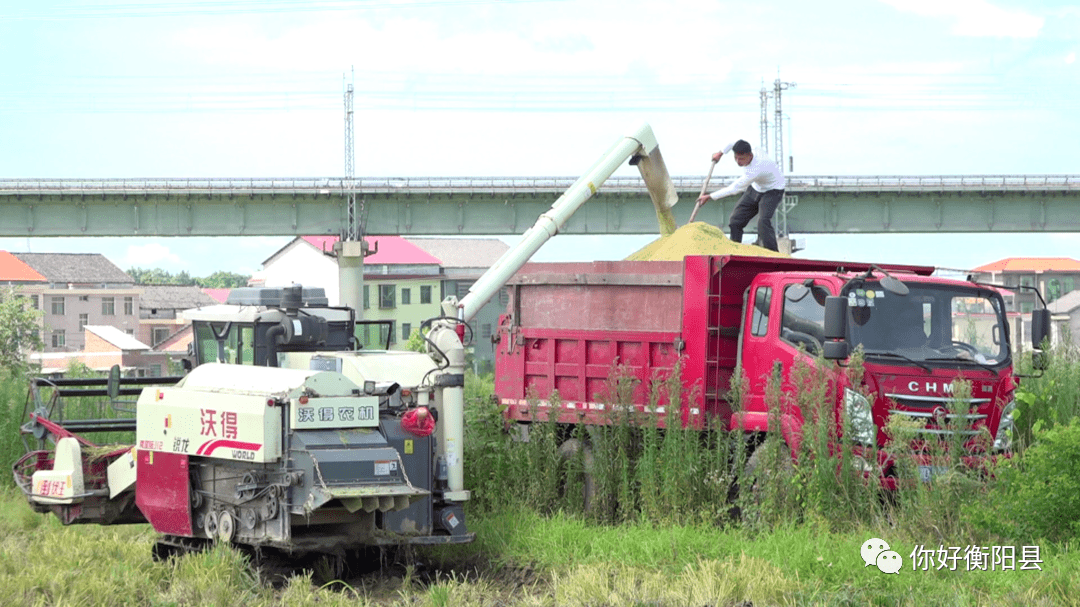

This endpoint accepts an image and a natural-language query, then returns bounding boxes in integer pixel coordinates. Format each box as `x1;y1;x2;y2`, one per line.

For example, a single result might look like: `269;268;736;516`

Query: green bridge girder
1;176;1078;237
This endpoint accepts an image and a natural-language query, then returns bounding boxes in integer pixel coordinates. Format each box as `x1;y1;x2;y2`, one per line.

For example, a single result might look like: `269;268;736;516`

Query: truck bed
495;257;743;427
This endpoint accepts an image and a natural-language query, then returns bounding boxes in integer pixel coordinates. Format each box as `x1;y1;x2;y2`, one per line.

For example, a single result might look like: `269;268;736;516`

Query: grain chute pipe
457;123;674;322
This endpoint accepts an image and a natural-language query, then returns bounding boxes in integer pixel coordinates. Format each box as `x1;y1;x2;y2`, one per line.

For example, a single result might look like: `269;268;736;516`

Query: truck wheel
558;438;596;512
738;441;794;516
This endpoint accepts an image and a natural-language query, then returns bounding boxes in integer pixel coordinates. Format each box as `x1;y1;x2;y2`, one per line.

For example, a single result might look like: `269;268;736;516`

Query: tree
0;288;44;376
404;328;427;353
199;271;250;288
127;267;250;288
128;267;195;285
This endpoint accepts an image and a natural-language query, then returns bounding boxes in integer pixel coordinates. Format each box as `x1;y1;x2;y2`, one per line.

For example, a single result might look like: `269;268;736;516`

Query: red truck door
738;277;834;442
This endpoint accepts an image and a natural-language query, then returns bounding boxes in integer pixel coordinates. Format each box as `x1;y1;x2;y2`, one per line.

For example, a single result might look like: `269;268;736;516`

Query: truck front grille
885;393;989;437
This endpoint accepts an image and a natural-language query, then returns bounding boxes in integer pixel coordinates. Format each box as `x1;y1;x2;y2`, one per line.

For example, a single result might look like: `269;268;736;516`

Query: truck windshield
844;282;1008;366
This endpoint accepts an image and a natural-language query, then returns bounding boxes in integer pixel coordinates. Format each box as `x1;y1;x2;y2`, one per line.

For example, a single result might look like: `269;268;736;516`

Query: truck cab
736;268;1031;475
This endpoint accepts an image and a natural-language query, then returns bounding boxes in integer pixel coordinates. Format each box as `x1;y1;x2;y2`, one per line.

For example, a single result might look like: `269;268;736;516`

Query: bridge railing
1;175;1079;195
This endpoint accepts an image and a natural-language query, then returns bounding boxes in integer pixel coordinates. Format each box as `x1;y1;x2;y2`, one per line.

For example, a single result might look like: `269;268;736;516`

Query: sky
0;0;1077;276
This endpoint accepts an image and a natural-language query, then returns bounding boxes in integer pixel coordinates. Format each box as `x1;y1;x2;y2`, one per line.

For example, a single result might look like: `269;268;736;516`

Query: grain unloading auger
13;123;679;560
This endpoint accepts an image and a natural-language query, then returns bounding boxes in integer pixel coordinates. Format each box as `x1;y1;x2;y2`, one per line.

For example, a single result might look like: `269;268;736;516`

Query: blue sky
0;0;1077;276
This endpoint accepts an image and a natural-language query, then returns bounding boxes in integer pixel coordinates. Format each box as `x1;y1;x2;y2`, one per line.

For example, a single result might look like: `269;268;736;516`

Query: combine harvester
13;123;680;561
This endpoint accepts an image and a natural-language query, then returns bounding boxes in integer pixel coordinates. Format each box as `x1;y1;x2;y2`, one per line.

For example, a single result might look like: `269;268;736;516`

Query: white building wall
255;245;341;305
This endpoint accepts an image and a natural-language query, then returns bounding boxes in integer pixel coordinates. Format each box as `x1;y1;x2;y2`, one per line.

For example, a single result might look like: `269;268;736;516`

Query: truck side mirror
824;296;847;340
1031;308;1050;350
823;296;849;360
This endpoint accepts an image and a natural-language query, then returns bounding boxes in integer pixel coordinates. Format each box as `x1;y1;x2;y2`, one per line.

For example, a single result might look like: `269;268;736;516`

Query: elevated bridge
1;175;1078;237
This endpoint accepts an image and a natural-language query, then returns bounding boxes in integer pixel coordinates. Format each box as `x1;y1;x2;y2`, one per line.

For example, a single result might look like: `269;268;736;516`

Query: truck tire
558;438;596;512
737;439;794;519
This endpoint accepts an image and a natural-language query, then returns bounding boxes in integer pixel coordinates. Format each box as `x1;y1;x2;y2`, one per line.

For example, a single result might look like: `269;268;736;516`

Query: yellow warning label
405;439;414;455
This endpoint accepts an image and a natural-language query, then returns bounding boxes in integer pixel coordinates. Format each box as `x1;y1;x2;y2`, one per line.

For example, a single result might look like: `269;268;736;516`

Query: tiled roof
85;325;150;350
406;237;509;268
13;253;133;284
140;285;217;310
971;258;1080;273
0;251;46;282
298;236;442;265
1048;290;1080;315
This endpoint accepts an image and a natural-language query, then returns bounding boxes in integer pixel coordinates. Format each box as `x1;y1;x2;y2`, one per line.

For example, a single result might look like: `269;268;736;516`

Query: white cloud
122;243;184;270
1067;51;1077;64
878;0;1044;37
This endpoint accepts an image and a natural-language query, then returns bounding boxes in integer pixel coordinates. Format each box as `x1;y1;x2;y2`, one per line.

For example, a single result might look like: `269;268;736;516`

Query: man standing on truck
695;139;786;252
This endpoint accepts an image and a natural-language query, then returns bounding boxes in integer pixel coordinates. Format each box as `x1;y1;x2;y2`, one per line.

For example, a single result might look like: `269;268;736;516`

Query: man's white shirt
709;143;786;200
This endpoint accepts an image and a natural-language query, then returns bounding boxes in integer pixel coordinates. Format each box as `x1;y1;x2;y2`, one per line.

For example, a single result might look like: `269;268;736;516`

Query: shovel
687;157;718;224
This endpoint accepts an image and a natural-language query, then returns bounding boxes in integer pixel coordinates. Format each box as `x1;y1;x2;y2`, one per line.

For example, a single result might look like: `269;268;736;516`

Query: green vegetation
0;288;44;378
2;342;1080;605
127;267;250;288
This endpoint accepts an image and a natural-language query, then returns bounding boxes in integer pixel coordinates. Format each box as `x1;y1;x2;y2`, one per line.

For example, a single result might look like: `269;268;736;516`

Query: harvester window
751;287;771;337
240;326;255;364
194;321;242;365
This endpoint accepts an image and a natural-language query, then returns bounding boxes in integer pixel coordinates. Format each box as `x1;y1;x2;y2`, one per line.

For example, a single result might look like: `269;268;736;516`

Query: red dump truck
494;254;1050;484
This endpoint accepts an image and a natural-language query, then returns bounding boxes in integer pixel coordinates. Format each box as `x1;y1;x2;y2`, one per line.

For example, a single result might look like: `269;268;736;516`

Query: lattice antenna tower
759;81;770;156
344;67;358;241
773;74;795;173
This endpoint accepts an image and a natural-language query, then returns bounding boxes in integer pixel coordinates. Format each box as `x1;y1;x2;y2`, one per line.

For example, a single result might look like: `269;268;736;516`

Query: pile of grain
625;222;790;261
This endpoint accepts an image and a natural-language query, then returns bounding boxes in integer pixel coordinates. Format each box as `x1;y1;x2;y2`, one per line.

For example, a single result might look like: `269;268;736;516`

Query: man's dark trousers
728;188;785;252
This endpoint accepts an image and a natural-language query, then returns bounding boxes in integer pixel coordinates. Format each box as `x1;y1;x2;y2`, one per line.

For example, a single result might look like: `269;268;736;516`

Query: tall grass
1014;342;1080;446
0;372;28;488
464;344;1080;548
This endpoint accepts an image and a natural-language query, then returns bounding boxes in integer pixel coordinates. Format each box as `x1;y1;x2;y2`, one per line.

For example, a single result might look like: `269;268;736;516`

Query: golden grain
625;222;790;261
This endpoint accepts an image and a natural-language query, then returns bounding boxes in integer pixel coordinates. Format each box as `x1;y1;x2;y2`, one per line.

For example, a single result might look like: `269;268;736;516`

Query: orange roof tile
0;251;46;282
971;257;1080;273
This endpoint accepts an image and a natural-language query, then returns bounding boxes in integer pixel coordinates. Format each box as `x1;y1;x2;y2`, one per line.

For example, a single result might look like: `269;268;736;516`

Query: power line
2;70;1077;114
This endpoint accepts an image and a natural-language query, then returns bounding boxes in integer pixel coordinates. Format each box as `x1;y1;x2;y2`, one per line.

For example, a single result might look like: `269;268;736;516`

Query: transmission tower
343;69;358;241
